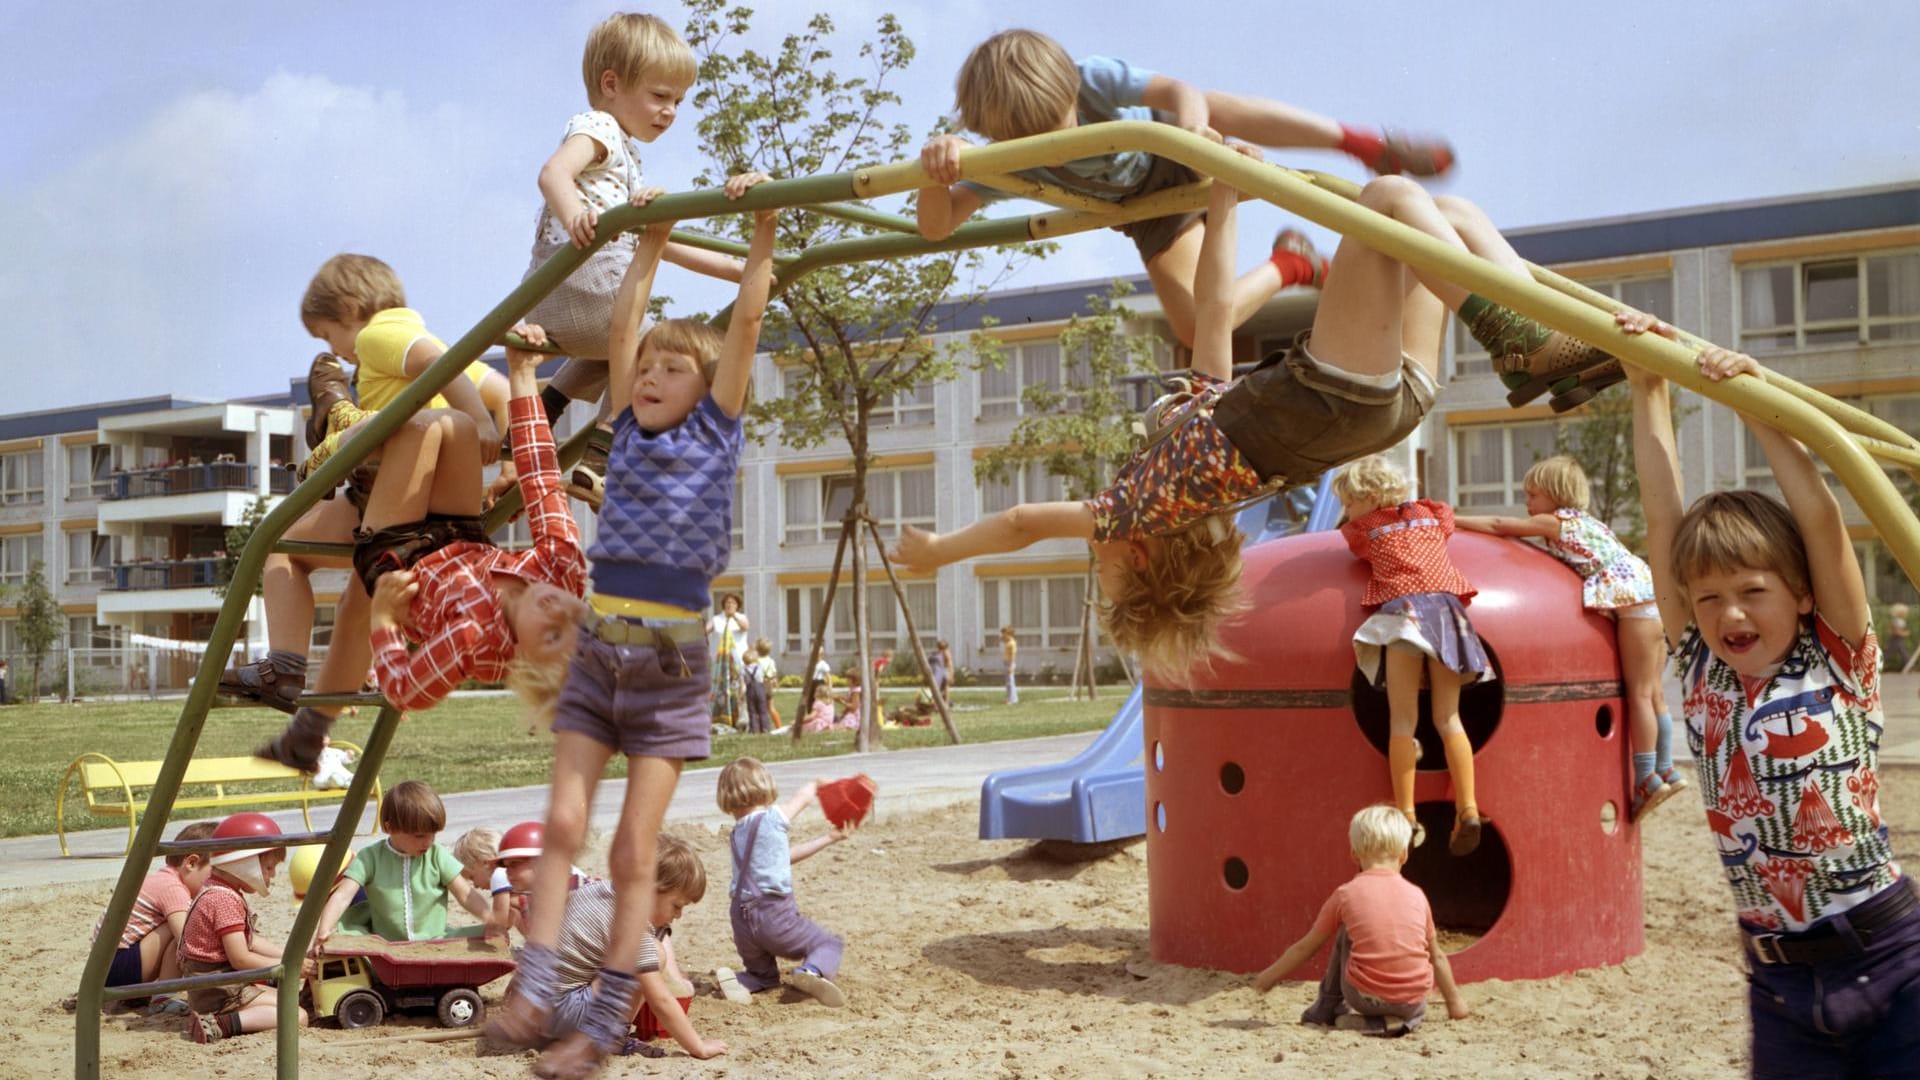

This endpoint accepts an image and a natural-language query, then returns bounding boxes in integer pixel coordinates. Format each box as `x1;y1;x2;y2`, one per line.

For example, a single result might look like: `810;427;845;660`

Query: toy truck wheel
336;989;386;1029
437;987;484;1027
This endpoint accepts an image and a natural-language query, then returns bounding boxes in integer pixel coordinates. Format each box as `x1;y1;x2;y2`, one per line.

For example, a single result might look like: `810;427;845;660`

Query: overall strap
731;811;769;901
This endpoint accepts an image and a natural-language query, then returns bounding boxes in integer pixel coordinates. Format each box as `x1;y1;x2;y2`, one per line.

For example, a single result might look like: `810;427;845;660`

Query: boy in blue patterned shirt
485;205;776;1079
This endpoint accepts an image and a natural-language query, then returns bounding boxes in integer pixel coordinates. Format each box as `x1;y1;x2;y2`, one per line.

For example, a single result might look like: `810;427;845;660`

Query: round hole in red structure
1155;802;1166;833
1153;741;1164;772
1401;800;1512;952
1219;762;1245;795
1223;857;1249;891
1594;704;1615;739
1349;642;1505;766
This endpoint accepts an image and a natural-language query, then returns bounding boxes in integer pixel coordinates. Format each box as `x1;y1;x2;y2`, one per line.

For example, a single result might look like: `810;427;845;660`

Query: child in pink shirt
1254;805;1469;1036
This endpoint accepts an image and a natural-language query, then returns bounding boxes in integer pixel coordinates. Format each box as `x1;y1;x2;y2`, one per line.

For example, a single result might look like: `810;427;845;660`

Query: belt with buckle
594;615;705;648
1744;878;1919;966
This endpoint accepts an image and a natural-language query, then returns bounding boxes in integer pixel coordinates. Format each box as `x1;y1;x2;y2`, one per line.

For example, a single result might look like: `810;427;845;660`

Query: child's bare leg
1384;645;1424;831
228;496;360;719
359;410;462;533
1308;177;1474;379
540;755;683;1072
1428;659;1483;855
139;923;176;982
1618;614;1682;817
1146;221;1290;351
233;988;307;1033
1205;92;1454;177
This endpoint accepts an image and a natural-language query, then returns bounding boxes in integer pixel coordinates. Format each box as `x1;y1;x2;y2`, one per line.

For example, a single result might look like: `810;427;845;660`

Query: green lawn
11;685;1127;841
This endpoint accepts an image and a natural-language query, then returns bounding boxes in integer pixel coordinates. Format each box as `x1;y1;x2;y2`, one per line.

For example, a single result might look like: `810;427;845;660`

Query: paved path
10;731;1099;893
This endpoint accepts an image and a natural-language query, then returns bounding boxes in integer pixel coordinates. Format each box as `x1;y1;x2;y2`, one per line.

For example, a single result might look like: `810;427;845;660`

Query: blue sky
3;0;1915;415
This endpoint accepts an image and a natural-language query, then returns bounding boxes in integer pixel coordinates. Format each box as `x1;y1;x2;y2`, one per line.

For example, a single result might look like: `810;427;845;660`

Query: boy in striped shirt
91;821;217;1011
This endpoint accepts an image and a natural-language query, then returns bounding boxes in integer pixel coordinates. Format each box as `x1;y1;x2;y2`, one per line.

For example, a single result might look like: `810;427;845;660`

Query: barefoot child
1622;313;1919;1076
91;821;217;1013
177;813;308;1043
1456;455;1684;819
895;157;1594;682
712;758;855;1008
314;781;492;946
918;29;1453;348
484;206;776;1078
1335;456;1493;854
1253;805;1469;1035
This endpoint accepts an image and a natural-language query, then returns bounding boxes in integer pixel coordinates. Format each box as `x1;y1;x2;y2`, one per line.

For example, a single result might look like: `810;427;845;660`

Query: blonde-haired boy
1254;805;1469;1035
524;10;768;497
918;28;1455;350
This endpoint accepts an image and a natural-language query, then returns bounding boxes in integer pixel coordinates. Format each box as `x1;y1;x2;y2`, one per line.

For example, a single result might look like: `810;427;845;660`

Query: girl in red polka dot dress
1334;455;1493;856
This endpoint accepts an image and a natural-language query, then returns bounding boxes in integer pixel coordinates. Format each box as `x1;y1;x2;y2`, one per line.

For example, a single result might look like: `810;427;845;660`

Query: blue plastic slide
978;473;1341;843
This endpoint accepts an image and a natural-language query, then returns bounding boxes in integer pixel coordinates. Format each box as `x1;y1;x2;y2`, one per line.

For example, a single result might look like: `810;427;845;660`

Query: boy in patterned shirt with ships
1623;311;1917;1075
485;206;776;1079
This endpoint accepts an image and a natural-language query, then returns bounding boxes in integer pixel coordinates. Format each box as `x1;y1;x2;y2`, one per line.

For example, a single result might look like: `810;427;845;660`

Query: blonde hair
1671;489;1811;599
1349;804;1414;865
643;318;743;397
450;827;500;871
716;757;777;816
507;653;571;731
582;12;696;104
1099;521;1249;682
655;833;707;903
955;30;1080;142
301;254;406;333
381;780;447;835
1523;455;1590;512
753;636;773;657
1331;455;1411;510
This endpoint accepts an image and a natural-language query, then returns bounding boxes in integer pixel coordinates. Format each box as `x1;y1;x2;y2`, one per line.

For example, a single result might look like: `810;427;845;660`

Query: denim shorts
551;626;713;760
1210;330;1438;486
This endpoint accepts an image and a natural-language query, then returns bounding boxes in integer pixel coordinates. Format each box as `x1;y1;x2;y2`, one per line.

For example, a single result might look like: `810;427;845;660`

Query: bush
886;650;922;679
1037;661;1061;686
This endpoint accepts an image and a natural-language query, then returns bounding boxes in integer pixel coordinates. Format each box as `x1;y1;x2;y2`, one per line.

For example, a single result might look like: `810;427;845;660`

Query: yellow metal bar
965;173;1123;214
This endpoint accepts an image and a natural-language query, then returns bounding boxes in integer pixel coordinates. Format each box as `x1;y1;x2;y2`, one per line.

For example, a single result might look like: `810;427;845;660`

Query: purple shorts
552;626;713;760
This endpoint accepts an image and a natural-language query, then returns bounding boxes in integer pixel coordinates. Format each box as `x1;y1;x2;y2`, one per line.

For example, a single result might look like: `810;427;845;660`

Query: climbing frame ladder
75;121;1920;1079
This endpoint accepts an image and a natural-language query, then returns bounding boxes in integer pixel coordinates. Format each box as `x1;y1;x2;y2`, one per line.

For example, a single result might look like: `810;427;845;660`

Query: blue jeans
1747;882;1920;1079
1005;668;1018;705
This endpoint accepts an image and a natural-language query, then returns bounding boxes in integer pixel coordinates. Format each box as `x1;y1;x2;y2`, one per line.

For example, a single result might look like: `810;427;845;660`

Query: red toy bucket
818;774;877;829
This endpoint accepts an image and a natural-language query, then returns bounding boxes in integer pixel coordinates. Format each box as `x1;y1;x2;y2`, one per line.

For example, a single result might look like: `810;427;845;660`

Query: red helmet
209;811;283;866
497;821;543;862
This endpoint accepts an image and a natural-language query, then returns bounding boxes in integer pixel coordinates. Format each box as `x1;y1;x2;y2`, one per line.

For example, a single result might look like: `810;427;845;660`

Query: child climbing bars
895;147;1583;683
1334;456;1492;854
1456;456;1683;820
1620;311;1919;1076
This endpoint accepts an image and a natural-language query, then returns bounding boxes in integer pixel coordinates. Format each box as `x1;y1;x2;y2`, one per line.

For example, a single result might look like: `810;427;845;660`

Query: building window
1739;250;1920;353
977;459;1067;515
731;475;745;551
980;574;1088;652
0;450;45;507
980;340;1092;419
312;603;336;651
66;444;113;501
67;616;122;651
66;530;112;585
1451;421;1558;509
1454;274;1675;378
782;467;935;545
780;366;933;430
782;581;938;655
0;533;44;586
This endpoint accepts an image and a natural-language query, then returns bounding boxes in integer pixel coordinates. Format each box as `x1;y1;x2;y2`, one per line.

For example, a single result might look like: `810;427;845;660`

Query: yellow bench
56;741;382;856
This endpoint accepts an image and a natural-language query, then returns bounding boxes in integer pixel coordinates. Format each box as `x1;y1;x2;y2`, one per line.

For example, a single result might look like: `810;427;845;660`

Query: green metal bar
803;201;923;234
274;703;400;1076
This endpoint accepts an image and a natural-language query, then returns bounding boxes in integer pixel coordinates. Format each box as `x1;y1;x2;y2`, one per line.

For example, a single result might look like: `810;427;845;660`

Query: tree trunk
794;522;852;742
849;509;874;754
865;517;961;745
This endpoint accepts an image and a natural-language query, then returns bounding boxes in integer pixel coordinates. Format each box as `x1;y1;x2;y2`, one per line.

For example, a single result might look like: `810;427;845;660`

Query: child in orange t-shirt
1253;805;1469;1036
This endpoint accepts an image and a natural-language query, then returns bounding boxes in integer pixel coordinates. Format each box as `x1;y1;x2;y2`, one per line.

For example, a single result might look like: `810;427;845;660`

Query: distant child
508;834;726;1061
1887;602;1911;672
1001;627;1019;704
314;781;492;946
451;827;509;939
1457;455;1683;819
1622;312;1918;1076
92;821;218;1012
1336;456;1492;854
1253;805;1469;1036
230;254;518;770
525;12;765;501
484;207;776;1079
929;638;953;705
177;813;307;1043
712;758;854;1008
486;821;598;940
896;151;1599;684
918;30;1457;350
745;637;778;734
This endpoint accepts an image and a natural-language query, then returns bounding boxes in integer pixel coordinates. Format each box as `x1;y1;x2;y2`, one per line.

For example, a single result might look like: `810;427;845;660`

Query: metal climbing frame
74;120;1920;1079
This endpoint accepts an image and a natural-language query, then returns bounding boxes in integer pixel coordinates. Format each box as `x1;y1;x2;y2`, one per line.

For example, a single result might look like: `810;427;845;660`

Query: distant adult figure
709;594;750;729
1001;627;1019;705
928;639;953;706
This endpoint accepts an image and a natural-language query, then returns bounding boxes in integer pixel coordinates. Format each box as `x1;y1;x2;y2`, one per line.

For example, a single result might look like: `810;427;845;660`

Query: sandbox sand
15;765;1917;1080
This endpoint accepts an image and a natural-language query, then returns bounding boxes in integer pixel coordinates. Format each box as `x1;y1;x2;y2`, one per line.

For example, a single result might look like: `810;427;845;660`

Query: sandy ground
18;766;1919;1080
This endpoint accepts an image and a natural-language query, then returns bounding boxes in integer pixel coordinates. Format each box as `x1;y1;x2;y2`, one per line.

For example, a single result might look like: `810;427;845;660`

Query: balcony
110;556;222;592
104;462;293;501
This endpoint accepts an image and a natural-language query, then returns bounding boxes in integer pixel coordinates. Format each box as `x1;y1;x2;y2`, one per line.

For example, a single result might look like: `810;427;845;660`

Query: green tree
212;495;271;598
16;561;62;703
974;281;1158;698
1554;383;1696;552
683;0;1049;749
